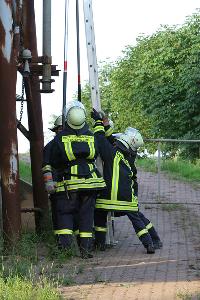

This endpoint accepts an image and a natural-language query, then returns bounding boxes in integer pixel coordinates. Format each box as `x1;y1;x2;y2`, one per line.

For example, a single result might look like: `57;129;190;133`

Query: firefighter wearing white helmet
43;114;79;252
112;129;162;250
91;108;155;254
46;101;106;258
116;127;144;151
93;113;162;252
49;115;63;132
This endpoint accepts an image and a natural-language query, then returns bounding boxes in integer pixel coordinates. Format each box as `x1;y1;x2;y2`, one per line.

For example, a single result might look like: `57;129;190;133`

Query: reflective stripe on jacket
49;123;106;192
94;120;138;212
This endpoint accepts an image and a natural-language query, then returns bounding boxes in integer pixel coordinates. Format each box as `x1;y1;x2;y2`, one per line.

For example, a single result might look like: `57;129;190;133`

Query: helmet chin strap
115;140;130;154
129;148;137;158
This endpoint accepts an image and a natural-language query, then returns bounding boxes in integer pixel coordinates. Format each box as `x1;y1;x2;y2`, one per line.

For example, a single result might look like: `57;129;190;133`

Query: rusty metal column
0;0;21;242
22;0;49;232
41;0;53;92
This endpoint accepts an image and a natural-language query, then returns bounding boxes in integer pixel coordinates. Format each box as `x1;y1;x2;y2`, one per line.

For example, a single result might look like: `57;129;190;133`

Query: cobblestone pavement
60;170;200;300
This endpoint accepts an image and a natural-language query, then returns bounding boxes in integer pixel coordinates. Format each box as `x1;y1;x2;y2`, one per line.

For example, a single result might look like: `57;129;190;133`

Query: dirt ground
58;169;200;300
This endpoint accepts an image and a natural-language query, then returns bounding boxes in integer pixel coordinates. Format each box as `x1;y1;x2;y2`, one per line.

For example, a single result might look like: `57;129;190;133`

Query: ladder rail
83;0;101;111
83;0;116;246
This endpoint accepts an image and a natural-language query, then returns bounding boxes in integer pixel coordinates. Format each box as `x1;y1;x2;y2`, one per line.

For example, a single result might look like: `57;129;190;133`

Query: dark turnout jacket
47;123;106;192
93;120;138;212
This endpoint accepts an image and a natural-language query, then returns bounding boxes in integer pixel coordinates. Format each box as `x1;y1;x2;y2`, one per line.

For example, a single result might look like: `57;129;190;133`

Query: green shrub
19;161;32;183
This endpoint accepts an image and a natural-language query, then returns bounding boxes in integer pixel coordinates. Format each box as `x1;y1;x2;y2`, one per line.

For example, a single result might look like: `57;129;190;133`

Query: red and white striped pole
62;0;69;127
76;0;81;102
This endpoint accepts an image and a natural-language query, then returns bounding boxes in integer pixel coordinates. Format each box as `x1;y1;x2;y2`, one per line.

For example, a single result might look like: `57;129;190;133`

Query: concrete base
20;179;35;231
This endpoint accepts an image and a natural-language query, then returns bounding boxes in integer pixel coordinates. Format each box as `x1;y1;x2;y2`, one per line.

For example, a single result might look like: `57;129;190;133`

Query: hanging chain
18;79;25;123
17;1;25;124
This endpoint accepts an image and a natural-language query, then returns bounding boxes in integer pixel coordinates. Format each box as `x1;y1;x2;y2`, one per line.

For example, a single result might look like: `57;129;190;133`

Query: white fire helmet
116;127;144;151
65;100;86;129
113;133;122;139
124;127;144;150
49;115;62;132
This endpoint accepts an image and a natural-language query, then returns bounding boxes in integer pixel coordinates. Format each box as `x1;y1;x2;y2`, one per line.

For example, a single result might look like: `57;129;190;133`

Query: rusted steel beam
16;118;30;140
21;207;42;213
29;64;60;77
0;0;21;242
18;63;60;76
22;0;49;232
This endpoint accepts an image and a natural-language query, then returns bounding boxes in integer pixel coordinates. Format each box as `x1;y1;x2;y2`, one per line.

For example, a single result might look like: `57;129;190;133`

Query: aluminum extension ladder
83;0;101;111
83;0;116;247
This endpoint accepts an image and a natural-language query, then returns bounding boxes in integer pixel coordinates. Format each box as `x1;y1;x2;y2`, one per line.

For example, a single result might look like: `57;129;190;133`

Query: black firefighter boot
80;237;93;259
139;232;155;254
146;243;155;254
147;226;163;249
153;240;163;249
57;234;73;252
94;231;106;251
140;234;155;254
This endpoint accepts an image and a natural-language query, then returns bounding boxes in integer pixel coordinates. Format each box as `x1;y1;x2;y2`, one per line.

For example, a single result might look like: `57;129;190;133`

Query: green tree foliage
82;11;200;158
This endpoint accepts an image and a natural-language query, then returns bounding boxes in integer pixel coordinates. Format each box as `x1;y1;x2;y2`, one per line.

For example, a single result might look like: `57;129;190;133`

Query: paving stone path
60;169;200;300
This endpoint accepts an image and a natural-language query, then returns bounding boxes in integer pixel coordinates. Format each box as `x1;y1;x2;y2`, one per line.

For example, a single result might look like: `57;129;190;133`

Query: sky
17;0;200;152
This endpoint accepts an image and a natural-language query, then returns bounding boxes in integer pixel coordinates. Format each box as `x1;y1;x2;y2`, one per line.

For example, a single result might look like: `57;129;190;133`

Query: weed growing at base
0;231;78;299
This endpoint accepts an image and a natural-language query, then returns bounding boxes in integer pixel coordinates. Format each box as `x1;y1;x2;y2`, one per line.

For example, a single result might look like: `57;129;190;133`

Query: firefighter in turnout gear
105;125;162;249
42;116;80;249
48;101;106;259
91;109;155;254
123;128;163;250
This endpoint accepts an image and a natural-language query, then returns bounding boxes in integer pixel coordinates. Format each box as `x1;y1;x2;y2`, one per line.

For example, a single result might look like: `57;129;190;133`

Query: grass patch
19;160;32;183
137;158;200;182
136;158;157;172
41;230;77;263
0;231;79;299
0;275;61;300
177;291;200;300
161;159;200;182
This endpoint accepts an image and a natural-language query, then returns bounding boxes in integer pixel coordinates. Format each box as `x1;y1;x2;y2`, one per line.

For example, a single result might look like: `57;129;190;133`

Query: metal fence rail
139;138;200;205
107;138;200;246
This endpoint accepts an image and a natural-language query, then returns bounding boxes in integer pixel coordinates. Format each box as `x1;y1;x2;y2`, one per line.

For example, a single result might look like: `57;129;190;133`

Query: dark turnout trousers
94;209;154;250
51;191;96;253
137;211;162;247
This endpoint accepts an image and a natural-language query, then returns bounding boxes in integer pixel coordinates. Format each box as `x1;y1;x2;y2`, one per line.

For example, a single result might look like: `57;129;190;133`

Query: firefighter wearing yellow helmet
46;101;106;258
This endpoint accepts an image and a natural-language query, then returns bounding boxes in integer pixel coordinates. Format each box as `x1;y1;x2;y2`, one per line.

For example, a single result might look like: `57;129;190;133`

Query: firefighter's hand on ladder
91;108;103;121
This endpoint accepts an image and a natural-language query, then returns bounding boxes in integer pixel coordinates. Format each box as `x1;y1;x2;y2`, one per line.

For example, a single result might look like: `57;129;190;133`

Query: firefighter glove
91;108;103;121
43;171;56;194
45;181;56;194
